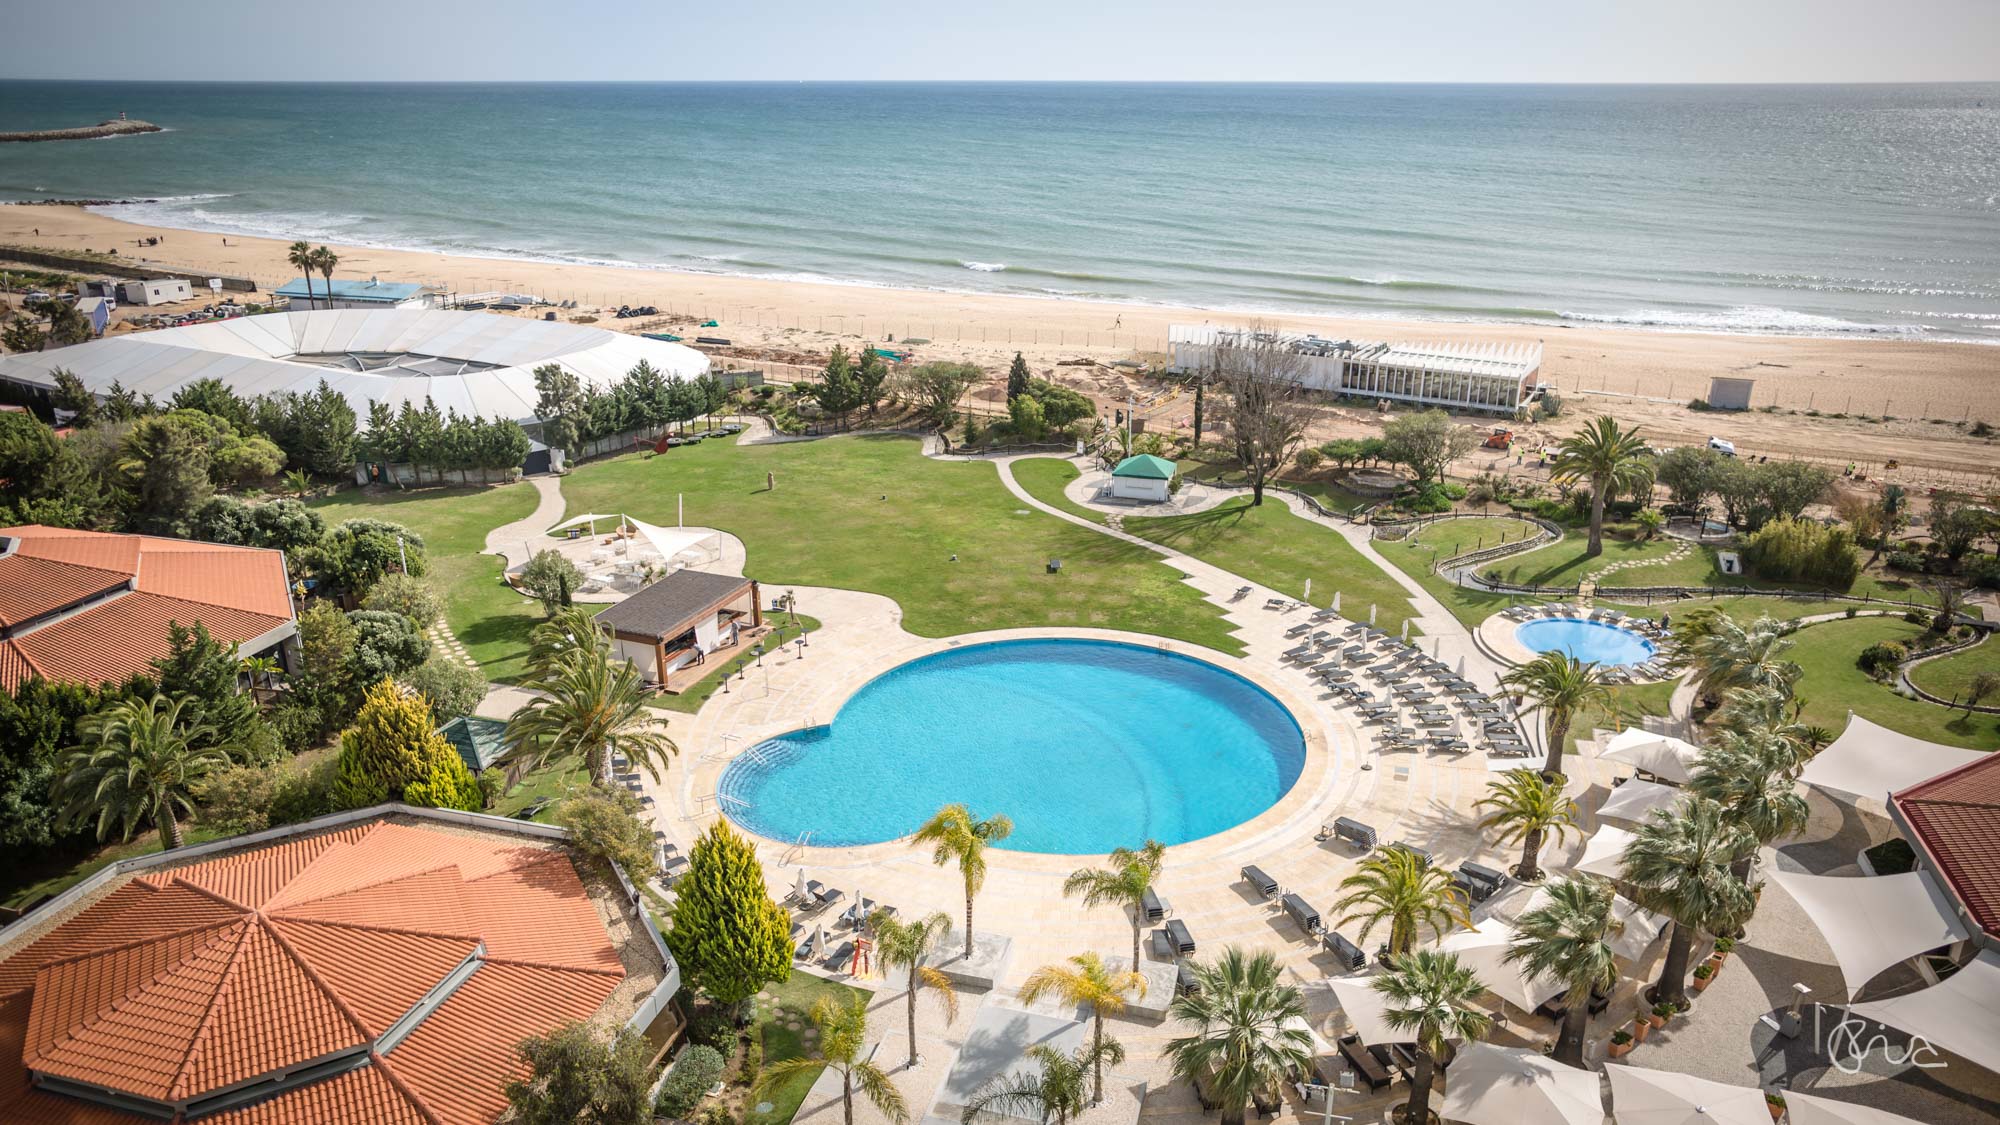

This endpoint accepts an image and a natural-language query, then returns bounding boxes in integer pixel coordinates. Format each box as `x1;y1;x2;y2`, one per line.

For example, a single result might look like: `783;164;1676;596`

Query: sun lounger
1457;861;1508;902
1329;817;1377;850
805;880;827;902
1322;930;1368;971
1167;918;1196;955
1338;1035;1394;1090
1281;893;1322;935
817;887;846;910
1286;623;1313;638
1265;598;1288;610
1319;668;1353;683
1310;608;1338;623
822;941;855;972
1387;841;1433;866
1292;651;1323;665
1241;865;1280;898
1176;962;1201;996
1344;622;1368;635
1143;886;1170;921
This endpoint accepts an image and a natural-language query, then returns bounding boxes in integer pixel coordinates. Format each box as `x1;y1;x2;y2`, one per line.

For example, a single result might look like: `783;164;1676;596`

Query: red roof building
0;812;673;1124
0;526;298;693
1891;752;2000;942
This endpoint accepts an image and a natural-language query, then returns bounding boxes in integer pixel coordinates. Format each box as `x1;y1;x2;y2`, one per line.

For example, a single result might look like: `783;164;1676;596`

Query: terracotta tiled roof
0;820;629;1124
0;526;295;692
1892;752;2000;940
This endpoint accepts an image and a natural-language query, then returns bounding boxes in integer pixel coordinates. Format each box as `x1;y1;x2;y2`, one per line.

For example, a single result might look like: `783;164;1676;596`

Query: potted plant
1631;1015;1651;1043
1713;936;1736;961
1692;962;1715;992
1609;1029;1635;1059
1650;1001;1674;1028
1765;1092;1786;1121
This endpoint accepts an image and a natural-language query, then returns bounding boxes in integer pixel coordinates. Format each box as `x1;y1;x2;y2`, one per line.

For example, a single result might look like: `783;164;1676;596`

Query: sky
2;0;1996;84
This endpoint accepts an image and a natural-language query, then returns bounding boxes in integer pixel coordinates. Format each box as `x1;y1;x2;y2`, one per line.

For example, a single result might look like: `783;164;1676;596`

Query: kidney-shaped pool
718;638;1307;854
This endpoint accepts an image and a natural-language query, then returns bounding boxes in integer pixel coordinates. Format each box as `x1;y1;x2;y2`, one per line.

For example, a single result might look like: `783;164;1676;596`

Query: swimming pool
1515;617;1656;666
718;638;1307;854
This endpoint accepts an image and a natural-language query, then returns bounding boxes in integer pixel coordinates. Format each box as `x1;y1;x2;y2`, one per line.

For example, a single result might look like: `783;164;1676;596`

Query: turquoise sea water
717;639;1307;854
1516;617;1656;666
1;81;1996;341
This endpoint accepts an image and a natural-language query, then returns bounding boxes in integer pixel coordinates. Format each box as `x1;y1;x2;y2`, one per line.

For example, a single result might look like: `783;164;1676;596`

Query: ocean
2;81;1997;341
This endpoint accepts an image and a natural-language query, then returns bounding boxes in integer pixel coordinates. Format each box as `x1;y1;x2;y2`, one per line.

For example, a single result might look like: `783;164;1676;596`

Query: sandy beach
4;203;1997;482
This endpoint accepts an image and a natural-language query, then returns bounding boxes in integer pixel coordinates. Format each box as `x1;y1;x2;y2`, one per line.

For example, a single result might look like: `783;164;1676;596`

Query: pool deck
1475;611;1675;682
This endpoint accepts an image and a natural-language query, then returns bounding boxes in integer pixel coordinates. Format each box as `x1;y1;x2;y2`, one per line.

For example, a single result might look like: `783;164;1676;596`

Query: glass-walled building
1170;325;1544;414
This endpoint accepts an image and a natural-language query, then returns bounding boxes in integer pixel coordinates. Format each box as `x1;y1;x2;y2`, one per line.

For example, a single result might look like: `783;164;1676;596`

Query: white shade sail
1606;1064;1772;1125
1798;714;1983;802
1783;1090;1932;1125
1441;1041;1604;1125
625;517;718;561
549;512;621;532
1848;948;2000;1075
1487;882;1667;962
1574;824;1639;880
1599;728;1703;784
1439;917;1569;1013
1326;976;1401;1045
1595;778;1684;826
1769;870;1970;995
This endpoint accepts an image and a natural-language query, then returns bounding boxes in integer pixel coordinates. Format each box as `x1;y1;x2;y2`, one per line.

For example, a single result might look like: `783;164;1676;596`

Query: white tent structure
1440;1041;1603;1125
1487;882;1668;962
1438;917;1569;1013
1594;778;1685;826
1848;948;2000;1075
1606;1065;1772;1125
1574;824;1639;880
1598;728;1704;784
1768;870;1970;996
1799;714;1983;802
625;517;721;565
1783;1090;1932;1125
0;309;710;424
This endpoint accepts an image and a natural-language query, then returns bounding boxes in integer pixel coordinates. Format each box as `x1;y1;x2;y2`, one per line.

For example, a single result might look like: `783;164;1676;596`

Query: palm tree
1690;733;1810;884
870;909;959;1069
282;468;314;499
1711;683;1813;749
1019;952;1144;1104
1375;950;1492;1125
1499;651;1615;780
1163;948;1313;1125
756;994;907;1125
287;241;317;308
501;648;677;784
527;604;613;676
961;1044;1110;1125
1551;415;1650;557
1062;840;1166;971
1474;769;1578;882
238;654;283;703
1331;846;1467;958
911;804;1013;960
1685;615;1798;704
1621;798;1756;1008
1504;878;1620;1067
56;695;231;851
310;245;340;303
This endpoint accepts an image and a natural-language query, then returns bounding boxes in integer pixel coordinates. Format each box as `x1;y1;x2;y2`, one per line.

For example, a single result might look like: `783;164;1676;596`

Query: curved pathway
482;474;566;575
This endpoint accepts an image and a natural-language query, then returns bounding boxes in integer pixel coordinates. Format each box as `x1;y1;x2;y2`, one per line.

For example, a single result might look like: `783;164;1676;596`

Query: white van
1708;437;1737;457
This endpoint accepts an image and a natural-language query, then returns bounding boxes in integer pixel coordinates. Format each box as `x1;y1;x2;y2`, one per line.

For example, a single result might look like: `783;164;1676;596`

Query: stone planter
1632;1018;1651;1043
1609;1036;1635;1059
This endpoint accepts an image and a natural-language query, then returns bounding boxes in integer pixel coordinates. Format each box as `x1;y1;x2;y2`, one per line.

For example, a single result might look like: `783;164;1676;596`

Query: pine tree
854;348;889;416
664;820;792;1007
1006;352;1031;402
815;345;863;431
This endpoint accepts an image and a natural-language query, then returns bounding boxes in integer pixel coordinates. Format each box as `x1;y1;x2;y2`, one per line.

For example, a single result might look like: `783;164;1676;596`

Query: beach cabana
1606;1065;1773;1125
1799;714;1982;803
1441;1041;1602;1125
1768;870;1970;997
1598;727;1703;784
593;570;762;686
1108;454;1176;502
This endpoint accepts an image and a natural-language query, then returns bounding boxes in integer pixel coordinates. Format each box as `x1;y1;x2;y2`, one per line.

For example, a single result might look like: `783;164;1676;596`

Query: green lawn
1784;617;2000;750
1373;518;1545;627
648;615;822;714
308;482;547;682
3;826;231;912
745;973;870;1125
1009;457;1107;524
1175;456;1374;514
1909;637;2000;708
1613;546;1935;607
1120;497;1421;635
489;751;592;822
1570;679;1678;757
562;436;1241;654
1477;525;1682;589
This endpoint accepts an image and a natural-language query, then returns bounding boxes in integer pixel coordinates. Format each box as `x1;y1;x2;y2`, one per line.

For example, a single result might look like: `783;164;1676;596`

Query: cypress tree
1006;352;1031;402
664;821;792;1007
329;679;480;811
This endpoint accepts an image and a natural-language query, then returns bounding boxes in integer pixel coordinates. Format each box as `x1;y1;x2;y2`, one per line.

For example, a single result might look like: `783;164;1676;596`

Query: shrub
519;549;585;614
399;654;485;724
1965;553;2000;590
1687;398;1711;411
347;609;430;684
1741;517;1861;590
194;763;283;834
555;787;657;883
1538;390;1564;418
1441;481;1468;501
1903;607;1930;625
1844;605;1859;619
1293;447;1324;472
1856;642;1907;680
329;679;481;811
684;1005;736;1052
362;573;444;629
1884;549;1928;574
654;1045;727;1118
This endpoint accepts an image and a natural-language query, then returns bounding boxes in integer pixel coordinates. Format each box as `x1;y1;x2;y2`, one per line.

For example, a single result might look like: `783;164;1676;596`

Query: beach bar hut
593;570;763;688
1109;454;1176;502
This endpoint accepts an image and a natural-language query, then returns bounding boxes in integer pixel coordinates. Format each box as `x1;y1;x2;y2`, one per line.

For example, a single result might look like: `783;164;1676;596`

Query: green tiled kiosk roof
439;715;511;773
1111;454;1176;480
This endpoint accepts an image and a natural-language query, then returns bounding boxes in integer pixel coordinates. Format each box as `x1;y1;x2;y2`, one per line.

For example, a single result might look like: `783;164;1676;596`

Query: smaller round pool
1516;617;1655;666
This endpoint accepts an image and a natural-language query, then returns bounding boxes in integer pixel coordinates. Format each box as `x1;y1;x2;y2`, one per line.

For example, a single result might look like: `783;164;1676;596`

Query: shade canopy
1769;870;1970;996
1599;728;1704;784
1487;882;1667;962
1606;1065;1772;1125
1848;947;2000;1075
1438;917;1569;1013
625;517;718;561
1798;714;1982;802
549;512;621;532
1783;1091;1933;1125
1441;1041;1604;1125
1325;976;1401;1046
1595;778;1684;826
1574;824;1639;880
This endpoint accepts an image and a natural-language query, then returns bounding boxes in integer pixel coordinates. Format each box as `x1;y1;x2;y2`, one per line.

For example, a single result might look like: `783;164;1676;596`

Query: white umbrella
1574;824;1639;879
1333;591;1342;613
794;868;808;902
1438;917;1568;1013
1784;1090;1932;1125
1595;778;1684;826
1606;1065;1771;1125
1488;883;1667;962
1304;577;1312;601
1599;728;1703;784
1326;976;1401;1045
1401;618;1411;641
1369;604;1379;626
1457;655;1467;677
1441;1041;1603;1125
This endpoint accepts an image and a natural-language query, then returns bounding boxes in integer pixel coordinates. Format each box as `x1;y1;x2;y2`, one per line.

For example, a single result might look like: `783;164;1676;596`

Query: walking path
482;474;566;574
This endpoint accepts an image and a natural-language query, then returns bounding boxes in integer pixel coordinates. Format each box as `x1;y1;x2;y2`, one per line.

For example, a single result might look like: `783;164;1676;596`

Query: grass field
1908;636;2000;709
308;482;547;682
562;436;1242;654
1120;496;1422;635
744;974;870;1125
1175;455;1373;514
1373;519;1537;627
1613;545;1935;606
1008;457;1107;524
1784;617;2000;750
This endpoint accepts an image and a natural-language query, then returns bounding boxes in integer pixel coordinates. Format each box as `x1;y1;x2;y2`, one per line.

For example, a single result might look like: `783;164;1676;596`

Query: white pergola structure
1769;869;1970;996
1799;714;1983;803
1848;948;2000;1075
1599;727;1704;785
